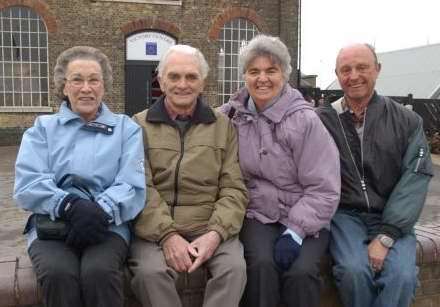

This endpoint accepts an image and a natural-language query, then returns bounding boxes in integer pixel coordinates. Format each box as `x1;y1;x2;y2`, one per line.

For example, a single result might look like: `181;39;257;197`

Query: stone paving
1;146;440;258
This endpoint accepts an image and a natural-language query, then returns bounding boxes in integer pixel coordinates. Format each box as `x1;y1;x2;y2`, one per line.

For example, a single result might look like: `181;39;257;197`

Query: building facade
0;0;299;145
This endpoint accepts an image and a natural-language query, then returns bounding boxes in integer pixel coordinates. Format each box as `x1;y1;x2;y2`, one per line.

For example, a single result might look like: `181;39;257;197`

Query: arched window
217;18;259;104
0;6;49;110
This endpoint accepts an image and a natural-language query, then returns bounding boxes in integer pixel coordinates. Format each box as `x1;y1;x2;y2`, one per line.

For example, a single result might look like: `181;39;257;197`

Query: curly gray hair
53;46;112;100
157;44;209;80
239;34;292;81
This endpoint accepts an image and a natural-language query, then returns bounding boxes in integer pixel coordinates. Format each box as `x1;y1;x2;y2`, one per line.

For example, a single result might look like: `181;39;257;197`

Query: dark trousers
28;232;128;307
240;218;329;307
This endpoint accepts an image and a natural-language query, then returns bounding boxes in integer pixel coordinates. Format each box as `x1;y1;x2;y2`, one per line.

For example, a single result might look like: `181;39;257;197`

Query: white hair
157;44;209;79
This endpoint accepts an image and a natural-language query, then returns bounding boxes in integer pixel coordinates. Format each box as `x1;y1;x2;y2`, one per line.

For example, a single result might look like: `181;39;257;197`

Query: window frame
0;5;52;113
217;18;259;105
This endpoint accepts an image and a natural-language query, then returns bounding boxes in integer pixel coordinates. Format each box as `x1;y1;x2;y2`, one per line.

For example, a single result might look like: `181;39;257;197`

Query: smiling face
63;59;104;121
335;44;381;105
159;52;204;112
244;55;285;110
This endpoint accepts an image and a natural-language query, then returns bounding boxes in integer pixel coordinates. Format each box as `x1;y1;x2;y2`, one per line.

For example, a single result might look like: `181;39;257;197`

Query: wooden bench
1;224;440;307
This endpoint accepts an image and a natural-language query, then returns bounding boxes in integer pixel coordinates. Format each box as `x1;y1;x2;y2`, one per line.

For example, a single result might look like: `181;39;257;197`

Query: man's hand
368;238;390;272
162;234;193;272
188;231;221;273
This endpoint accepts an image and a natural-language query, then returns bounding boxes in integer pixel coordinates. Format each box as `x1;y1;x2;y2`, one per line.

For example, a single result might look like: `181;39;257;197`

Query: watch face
379;235;394;248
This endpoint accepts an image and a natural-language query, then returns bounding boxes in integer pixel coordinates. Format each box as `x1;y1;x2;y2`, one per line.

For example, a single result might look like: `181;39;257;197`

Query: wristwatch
376;234;395;248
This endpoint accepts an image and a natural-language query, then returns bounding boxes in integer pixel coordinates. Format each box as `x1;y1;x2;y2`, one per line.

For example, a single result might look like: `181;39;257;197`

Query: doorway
125;61;161;116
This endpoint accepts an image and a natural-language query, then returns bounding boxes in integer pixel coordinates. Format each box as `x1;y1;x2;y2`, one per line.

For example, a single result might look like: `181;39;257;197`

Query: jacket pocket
414;147;434;176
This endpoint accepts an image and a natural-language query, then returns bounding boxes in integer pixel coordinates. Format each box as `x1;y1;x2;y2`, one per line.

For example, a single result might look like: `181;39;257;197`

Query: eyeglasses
65;76;103;88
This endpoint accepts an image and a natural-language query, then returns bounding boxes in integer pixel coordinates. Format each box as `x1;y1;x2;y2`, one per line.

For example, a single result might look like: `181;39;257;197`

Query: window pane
22;78;30;91
20;19;29;32
2;19;11;31
30;33;38;45
30;63;39;76
21;33;29;47
39;63;47;76
3;48;12;61
39;33;47;46
3;32;12;46
31;78;40;91
40;77;48;91
11;19;20;32
31;93;40;105
40;48;47;61
14;93;21;105
22;93;31;106
30;19;38;32
30;48;38;62
21;48;30;61
41;93;48;106
5;93;13;106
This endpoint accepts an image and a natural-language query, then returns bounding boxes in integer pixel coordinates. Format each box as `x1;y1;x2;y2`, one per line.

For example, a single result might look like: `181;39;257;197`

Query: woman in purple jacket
220;35;341;307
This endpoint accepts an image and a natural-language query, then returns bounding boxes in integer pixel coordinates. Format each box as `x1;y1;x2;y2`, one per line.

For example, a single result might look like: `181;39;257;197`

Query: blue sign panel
146;42;158;55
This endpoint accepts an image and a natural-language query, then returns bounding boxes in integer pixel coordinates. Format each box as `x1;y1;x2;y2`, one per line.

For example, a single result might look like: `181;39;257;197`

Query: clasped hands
162;231;221;273
59;194;111;249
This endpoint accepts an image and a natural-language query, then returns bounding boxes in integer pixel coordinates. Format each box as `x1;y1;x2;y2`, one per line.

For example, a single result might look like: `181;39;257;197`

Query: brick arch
208;7;268;41
0;0;57;33
121;17;180;39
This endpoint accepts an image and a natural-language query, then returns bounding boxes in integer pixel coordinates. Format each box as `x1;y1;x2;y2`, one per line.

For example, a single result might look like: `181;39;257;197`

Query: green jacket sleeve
207;119;248;241
381;118;434;239
132;113;177;243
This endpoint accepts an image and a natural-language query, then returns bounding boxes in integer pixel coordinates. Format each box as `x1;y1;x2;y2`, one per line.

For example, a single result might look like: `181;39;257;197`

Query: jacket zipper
172;128;185;218
336;100;371;211
414;147;425;172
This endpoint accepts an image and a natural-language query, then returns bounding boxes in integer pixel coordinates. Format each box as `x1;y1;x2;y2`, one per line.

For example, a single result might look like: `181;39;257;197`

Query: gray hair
157;44;209;79
239;34;292;80
53;46;113;100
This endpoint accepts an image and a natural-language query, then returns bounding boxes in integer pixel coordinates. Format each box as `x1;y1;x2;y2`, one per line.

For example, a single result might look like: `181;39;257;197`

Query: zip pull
361;179;371;211
414;147;425;172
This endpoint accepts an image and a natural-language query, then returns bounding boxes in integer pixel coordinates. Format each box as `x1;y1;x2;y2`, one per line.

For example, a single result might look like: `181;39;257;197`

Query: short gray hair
53;46;113;100
239;34;292;80
157;44;209;79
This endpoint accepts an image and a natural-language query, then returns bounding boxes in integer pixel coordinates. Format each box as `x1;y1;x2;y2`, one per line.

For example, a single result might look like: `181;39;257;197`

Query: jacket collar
229;85;313;123
146;95;216;125
58;101;117;126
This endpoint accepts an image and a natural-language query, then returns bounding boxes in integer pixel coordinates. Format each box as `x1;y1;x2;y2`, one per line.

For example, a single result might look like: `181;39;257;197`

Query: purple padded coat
220;85;341;238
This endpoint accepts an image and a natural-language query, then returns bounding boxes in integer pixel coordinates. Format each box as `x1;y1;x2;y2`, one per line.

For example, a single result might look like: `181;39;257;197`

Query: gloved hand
59;194;110;247
274;229;302;271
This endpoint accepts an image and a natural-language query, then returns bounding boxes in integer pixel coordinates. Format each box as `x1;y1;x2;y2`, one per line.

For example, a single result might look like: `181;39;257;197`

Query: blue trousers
330;210;417;307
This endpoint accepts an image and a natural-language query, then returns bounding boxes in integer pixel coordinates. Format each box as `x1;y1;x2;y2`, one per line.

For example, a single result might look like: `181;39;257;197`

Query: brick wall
0;0;299;144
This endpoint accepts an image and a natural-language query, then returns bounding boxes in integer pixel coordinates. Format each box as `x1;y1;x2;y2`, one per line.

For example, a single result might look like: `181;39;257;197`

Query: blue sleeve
95;119;146;226
13;117;67;219
381;118;433;238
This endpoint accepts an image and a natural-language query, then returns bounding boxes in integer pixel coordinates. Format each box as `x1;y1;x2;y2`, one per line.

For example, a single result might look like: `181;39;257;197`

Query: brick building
0;0;299;145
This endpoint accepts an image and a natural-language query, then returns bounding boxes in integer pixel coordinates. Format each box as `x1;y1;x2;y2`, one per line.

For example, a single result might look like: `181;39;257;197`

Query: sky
301;0;440;88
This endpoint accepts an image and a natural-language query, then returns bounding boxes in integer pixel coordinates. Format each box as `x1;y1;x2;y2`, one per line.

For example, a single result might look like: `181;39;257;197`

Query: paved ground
1;146;440;258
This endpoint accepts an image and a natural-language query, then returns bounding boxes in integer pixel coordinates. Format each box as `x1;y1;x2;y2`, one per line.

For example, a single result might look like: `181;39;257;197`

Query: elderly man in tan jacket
129;44;248;307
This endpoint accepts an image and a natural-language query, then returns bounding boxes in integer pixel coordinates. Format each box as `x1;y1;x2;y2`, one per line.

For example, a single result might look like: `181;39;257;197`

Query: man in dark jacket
317;43;433;307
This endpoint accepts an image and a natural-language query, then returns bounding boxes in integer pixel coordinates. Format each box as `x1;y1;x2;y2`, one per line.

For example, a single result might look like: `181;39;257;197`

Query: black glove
59;194;110;247
274;232;302;271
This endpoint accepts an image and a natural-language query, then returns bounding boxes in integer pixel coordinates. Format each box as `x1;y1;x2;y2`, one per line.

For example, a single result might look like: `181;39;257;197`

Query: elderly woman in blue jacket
13;46;146;307
220;35;341;307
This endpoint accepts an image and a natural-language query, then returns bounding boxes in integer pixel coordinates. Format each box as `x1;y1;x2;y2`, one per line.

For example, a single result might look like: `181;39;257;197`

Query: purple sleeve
284;110;341;238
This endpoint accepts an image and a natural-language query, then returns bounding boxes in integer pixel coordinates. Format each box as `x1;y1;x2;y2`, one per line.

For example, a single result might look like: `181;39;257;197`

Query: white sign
126;32;176;61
